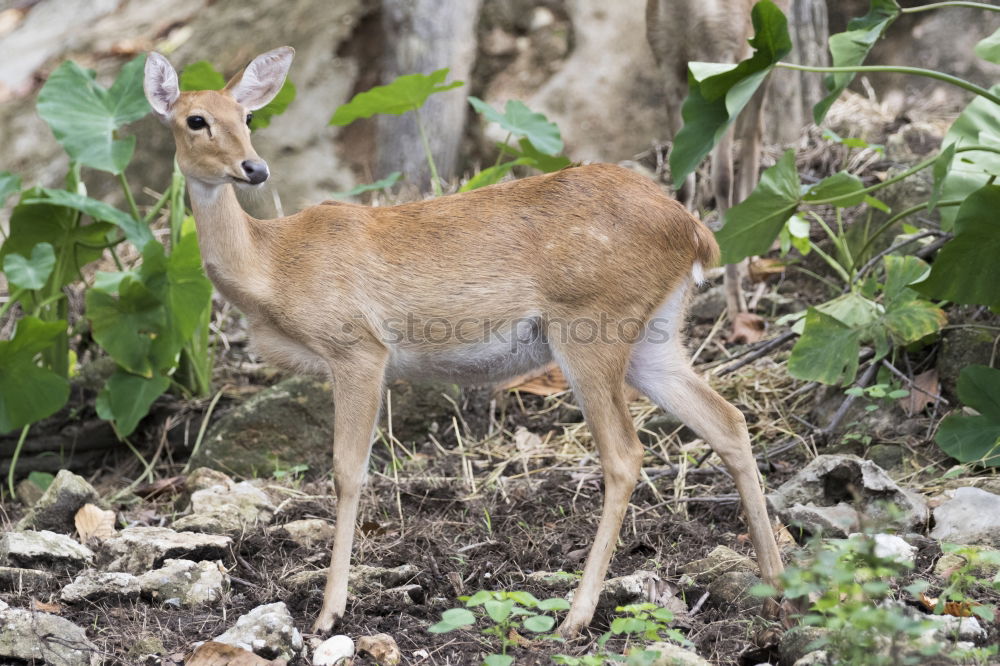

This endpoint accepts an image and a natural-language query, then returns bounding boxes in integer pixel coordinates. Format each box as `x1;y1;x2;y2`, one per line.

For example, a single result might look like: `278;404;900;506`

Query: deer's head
143;47;294;188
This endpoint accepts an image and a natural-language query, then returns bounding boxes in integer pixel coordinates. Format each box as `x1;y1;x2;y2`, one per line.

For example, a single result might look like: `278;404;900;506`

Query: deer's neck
187;181;271;309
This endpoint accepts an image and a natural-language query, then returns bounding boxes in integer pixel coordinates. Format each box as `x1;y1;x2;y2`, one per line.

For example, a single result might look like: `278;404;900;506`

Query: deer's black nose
241;160;269;185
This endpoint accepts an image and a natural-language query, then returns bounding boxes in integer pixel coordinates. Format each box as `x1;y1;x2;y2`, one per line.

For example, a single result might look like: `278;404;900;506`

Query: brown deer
646;0;791;338
143;46;783;636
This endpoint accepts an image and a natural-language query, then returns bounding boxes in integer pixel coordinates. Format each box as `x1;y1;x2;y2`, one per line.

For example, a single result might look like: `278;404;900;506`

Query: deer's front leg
313;351;388;635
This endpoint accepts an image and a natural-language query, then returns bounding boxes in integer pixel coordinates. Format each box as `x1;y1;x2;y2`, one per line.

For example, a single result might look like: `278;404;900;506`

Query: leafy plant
936;543;1000;622
935;365;1000;467
330;68;463;196
553;603;689;666
429;589;570;665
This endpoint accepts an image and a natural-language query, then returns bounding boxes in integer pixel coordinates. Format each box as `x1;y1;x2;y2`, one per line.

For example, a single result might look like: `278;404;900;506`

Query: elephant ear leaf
0;317;70;433
935;365;1000;467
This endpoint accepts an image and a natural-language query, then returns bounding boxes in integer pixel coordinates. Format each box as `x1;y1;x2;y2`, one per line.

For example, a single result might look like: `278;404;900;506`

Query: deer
143;46;784;637
646;0;791;342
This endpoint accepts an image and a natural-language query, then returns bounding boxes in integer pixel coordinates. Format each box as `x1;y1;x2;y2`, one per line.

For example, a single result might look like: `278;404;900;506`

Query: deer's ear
144;52;180;123
224;46;294;111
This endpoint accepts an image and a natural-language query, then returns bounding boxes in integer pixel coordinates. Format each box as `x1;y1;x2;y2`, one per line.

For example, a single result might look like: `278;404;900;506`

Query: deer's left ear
144;52;180;123
225;46;295;111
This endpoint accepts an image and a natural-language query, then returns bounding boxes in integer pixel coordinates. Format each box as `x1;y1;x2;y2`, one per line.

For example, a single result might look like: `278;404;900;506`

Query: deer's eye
246;113;253;126
187;115;207;130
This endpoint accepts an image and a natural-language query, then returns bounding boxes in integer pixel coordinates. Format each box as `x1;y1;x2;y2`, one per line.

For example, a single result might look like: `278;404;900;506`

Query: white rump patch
691;261;706;285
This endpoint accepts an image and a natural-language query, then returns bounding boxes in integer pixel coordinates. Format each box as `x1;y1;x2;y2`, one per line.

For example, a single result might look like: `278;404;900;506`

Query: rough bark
376;0;483;189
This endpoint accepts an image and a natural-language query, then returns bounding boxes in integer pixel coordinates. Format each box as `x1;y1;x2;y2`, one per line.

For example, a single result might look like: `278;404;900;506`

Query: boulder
768;455;927;538
313;635;355;666
102;526;232;573
679;545;760;586
0;530;93;570
213;602;303;661
16;470;99;533
646;642;711;666
61;570;140;603
0;600;99;665
137;558;229;607
706;571;763;613
930;487;1000;548
268;518;335;549
173;481;276;537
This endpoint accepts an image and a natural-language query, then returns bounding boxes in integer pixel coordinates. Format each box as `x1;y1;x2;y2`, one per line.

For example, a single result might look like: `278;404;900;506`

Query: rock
189;376;335;476
103;526;232;573
137;558;229;607
679;545;760;585
268;518;335;549
61;570;140;603
0;530;93;569
688;284;727;321
646;641;711;666
848;533;916;566
213;602;303;661
16;469;99;533
173;481;276;537
385;380;463;443
780;626;830;666
792;652;830;666
933;546;1000;580
381;583;424;605
707;571;763;613
924;614;986;642
0;566;57;592
866;444;903;470
930;487;1000;548
525;570;579;592
595;570;659;608
356;633;401;666
768;455;927;538
0;602;99;665
782;503;860;538
313;635;354;666
15;477;46;507
187;467;235;493
284;563;420;595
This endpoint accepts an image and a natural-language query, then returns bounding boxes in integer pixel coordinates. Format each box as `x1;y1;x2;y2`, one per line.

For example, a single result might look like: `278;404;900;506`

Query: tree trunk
376;0;483;190
766;0;829;145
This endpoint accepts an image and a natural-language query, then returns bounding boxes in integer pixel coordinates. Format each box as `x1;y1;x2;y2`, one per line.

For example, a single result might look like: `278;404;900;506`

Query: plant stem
900;1;1000;13
7;424;31;499
413;108;443;197
494;132;512;169
142;188;172;225
118;172;141;220
851;199;963;269
0;288;25;320
776;62;1000;107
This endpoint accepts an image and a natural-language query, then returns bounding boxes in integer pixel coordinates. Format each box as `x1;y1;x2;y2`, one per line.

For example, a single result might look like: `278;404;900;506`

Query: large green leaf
0;172;21;208
936;84;1000;230
0;188;114;289
881;255;944;345
915;184;1000;309
331;171;402;200
716;149;800;264
670;0;791;187
511;137;572;173
975;27;1000;64
468;97;563;155
329;69;463;125
813;0;901;123
0;317;70;433
36;55;150;174
803;171;866;207
788;308;861;384
86;277;165;377
22;188;152;248
3;242;55;290
179;60;295;130
459;159;531;192
96;369;171;437
935;365;1000;467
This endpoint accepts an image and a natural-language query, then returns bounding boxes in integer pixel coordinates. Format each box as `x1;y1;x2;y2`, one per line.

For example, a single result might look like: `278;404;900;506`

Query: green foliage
330;68;462;125
178;59;296;130
36;55;150;174
429;589;569;664
331;171;402;200
553;603;689;666
937;544;1000;622
935;365;1000;467
0;172;21;207
22;188;153;248
0;317;70;433
974;26;1000;64
669;0;791;187
813;0;901;123
3;243;55;291
467;97;564;155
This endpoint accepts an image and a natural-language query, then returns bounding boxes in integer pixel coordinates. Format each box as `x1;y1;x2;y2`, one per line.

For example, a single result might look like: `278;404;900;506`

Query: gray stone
768;455;927;537
381;583;424;605
213;601;303;661
61;570;140;603
792;652;830;666
596;570;659;608
268;518;335;549
688;284;727;321
867;444;904;471
173;481;276;537
848;533;916;566
679;545;760;585
0;530;93;569
707;571;763;613
187;467;235;493
780;626;831;666
0;603;99;665
285;563;419;595
933;546;1000;580
925;614;986;642
647;641;711;666
930;487;1000;548
16;470;99;533
784;502;860;538
103;526;232;574
0;566;58;592
137;558;229;607
525;570;580;592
